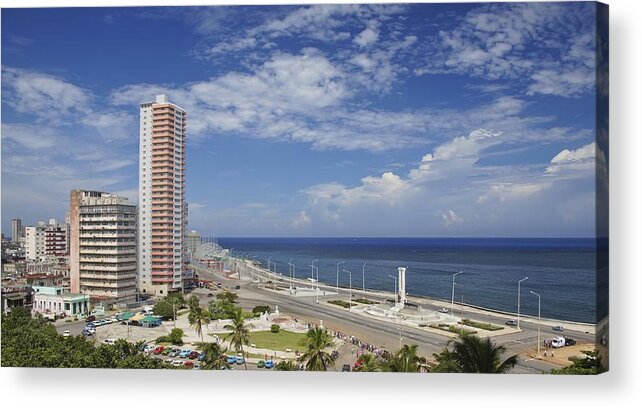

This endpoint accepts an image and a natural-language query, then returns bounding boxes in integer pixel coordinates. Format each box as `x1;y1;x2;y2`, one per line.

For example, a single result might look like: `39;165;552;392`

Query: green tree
270;324;280;333
223;307;253;370
188;304;211;344
252;305;271;316
354;353;382;372
188;294;200;310
431;333;518;373
550;350;605;375
298;327;335;371
208;298;238;320
200;342;230;370
1;307;171;369
168;328;185;345
275;360;298;371
380;344;426;372
216;291;238;304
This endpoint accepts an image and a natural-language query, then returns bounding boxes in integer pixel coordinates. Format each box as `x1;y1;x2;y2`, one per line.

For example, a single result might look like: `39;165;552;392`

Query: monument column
398;267;407;308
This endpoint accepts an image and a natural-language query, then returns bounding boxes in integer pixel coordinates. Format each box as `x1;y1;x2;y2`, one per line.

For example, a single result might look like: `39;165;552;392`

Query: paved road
191;263;595;373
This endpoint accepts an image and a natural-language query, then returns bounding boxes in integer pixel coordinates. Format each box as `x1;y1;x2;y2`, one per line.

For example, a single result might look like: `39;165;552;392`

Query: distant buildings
138;94;188;297
11;218;22;242
25;222;46;262
69;190;137;307
186;230;201;259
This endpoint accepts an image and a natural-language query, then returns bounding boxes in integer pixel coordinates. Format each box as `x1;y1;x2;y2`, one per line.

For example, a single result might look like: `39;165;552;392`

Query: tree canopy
1;307;171;369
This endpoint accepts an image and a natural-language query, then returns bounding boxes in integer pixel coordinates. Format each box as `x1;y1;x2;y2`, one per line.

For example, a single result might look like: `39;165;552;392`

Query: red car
153;346;165;355
184;361;194;368
188;351;199;359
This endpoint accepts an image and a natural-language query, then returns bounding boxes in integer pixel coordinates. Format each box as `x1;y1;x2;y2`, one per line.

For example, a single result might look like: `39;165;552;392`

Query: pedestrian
544;350;547;357
551;350;554;357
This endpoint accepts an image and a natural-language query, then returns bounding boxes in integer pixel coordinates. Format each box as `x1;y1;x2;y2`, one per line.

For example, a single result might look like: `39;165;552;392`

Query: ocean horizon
216;237;602;324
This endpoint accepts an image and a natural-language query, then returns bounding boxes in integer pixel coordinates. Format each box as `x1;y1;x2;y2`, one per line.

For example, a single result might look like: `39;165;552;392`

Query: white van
551;336;566;348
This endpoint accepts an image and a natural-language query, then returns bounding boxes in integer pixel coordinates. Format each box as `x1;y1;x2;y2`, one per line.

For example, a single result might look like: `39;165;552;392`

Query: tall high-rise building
186;230;201;259
45;224;68;258
25;222;46;261
11;218;22;242
138;95;187;297
69;190;137;305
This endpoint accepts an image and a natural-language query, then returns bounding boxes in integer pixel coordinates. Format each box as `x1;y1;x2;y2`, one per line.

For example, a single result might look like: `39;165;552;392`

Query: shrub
252;305;271;316
270;324;280;333
460;319;504;331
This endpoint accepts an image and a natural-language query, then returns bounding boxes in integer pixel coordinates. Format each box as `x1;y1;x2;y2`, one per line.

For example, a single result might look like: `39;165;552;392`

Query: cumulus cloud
442;210;463;229
546;142;595;174
291;211;312;229
417;2;596;97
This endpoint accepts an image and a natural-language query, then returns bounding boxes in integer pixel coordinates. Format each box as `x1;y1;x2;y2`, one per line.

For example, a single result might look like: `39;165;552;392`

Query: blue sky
1;2;605;237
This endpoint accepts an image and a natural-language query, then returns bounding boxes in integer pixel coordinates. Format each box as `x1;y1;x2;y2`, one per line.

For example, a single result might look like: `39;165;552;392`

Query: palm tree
188;305;211;344
200;342;230;370
298;327;335;371
275;360;298;371
223;307;253;370
354;353;381;372
432;333;518;373
382;344;426;372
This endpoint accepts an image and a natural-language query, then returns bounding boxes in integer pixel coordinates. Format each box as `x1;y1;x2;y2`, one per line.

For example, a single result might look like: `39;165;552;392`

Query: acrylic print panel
0;1;608;374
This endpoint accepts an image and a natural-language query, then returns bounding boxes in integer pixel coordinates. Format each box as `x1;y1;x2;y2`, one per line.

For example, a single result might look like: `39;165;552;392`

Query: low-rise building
32;286;90;318
1;285;34;314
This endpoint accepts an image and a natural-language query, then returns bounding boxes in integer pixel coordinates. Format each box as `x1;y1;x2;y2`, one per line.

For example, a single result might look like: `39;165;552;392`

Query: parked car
143;344;155;353
505;320;517;326
188;351;199;359
162;348;172;356
257;360;265;368
86;315;96;323
216;283;222;288
168;348;180;357
341;364;351;372
564;337;577;346
207;293;214;297
103;339;116;345
235;285;241;290
551;336;566;348
63;330;71;337
184;361;194;368
153;346;165;355
171;360;183;366
264;360;274;369
236;356;245;365
91;321;102;327
198;352;205;361
81;329;91;336
179;349;192;358
438;307;449;313
226;355;237;364
552;325;564;332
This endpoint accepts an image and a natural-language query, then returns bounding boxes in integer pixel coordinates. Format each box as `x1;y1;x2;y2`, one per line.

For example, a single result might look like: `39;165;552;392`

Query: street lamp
311;259;318;281
288;258;294;290
388;275;398;308
451;271;463;316
342;269;352;311
362;262;367;298
517;277;528;330
530;290;541;358
336;261;345;294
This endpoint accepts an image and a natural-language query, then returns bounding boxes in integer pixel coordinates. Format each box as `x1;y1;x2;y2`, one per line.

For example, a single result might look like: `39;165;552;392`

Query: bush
253;305;271;316
460;319;504;331
271;324;280;333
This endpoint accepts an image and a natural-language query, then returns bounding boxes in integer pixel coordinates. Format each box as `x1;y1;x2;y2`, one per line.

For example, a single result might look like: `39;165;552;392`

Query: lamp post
288;258;294;290
362;262;367;298
388;275;398;308
342;269;352;311
311;259;319;303
451;271;463;316
336;261;345;294
517;277;528;330
530;290;541;358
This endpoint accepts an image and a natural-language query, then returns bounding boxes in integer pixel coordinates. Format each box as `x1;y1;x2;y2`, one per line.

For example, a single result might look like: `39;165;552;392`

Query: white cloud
546;142;595;174
442;209;464;229
354;26;379;48
291;211;311;229
2;67;91;121
418;2;596;97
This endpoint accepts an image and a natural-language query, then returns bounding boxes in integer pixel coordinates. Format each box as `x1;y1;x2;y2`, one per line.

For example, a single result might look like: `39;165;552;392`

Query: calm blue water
217;238;602;324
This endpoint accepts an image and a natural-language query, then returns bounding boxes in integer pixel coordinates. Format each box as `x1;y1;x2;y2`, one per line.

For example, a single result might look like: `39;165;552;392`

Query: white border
1;0;640;407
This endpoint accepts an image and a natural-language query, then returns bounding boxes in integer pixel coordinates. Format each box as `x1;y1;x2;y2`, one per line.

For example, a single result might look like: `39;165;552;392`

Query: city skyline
2;3;603;237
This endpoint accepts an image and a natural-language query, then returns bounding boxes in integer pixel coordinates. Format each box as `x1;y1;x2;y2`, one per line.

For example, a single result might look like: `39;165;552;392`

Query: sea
216;237;606;324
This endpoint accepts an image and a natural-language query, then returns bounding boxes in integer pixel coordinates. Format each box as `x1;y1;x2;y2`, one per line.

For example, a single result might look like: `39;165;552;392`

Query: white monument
398;267;407;309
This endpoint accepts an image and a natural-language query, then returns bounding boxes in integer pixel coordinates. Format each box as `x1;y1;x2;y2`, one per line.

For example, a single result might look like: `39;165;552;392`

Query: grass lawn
247;330;308;351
